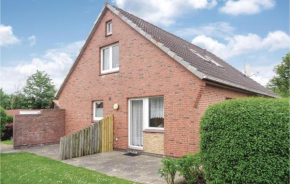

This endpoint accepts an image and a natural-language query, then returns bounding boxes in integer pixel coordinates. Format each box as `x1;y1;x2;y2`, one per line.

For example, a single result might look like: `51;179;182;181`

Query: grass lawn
0;140;13;145
1;152;138;184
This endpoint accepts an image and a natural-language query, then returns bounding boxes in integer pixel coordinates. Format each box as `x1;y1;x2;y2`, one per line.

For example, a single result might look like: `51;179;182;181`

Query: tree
23;71;56;109
267;53;290;97
9;82;29;109
10;91;29;110
0;89;10;109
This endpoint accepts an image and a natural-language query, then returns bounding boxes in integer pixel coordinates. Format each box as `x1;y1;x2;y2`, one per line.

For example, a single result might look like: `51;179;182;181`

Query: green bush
200;98;289;184
0;107;8;137
158;157;178;184
177;152;203;184
6;115;13;124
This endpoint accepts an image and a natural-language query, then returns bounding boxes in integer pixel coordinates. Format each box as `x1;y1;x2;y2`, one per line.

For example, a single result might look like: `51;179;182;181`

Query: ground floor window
149;97;164;128
93;101;103;121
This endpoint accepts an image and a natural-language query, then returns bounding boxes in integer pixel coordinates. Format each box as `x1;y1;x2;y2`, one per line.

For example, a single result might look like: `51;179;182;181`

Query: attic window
106;21;112;35
190;49;208;61
205;56;223;68
190;49;223;68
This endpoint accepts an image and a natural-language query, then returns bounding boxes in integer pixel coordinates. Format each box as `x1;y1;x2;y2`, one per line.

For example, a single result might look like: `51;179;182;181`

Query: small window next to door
93;101;103;121
149;97;164;128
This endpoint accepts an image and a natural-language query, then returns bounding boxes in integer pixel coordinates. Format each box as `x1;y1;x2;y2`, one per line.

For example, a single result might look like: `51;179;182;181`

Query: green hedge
200;98;289;184
0;107;8;137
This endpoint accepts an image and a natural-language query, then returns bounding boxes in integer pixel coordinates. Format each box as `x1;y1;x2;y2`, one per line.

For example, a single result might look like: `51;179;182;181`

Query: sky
1;0;289;94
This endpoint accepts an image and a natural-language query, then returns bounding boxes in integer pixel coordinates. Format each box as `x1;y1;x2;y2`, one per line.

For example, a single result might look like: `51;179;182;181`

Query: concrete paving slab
62;151;166;184
0;143;185;184
0;144;20;153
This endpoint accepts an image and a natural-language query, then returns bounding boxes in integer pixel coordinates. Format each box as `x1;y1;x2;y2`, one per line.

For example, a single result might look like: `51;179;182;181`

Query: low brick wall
13;109;65;148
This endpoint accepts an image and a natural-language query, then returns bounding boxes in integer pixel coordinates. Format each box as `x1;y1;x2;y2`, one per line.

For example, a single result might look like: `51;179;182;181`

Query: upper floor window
101;43;119;74
106;21;112;35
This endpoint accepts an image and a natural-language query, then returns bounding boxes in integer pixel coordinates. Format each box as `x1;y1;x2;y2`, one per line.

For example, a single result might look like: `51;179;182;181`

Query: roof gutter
204;76;278;98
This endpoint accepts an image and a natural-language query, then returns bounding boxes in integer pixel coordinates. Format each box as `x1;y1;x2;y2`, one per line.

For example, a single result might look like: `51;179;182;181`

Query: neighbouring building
55;3;276;157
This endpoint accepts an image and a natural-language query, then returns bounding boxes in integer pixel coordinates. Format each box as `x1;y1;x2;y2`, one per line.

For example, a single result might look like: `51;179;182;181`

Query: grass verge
0;140;13;145
1;152;138;184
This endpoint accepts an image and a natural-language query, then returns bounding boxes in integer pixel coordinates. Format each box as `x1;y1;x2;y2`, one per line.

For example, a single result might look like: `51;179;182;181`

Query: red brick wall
13;109;65;148
191;84;251;152
58;8;252;157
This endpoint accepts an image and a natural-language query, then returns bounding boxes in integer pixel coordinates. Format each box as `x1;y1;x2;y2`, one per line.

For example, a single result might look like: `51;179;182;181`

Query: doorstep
114;148;166;158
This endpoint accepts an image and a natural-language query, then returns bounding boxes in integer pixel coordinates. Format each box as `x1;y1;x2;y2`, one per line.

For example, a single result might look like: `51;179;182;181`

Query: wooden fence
59;115;113;160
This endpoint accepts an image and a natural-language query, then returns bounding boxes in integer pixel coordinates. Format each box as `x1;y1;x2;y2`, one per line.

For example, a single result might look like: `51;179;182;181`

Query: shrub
0;107;7;137
6;115;13;124
2;123;13;140
200;98;289;184
158;157;178;184
177;152;204;184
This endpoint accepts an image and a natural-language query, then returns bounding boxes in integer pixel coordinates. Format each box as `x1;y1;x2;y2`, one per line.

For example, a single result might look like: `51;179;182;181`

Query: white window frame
128;96;164;150
128;98;146;150
101;43;119;74
146;97;164;130
106;21;112;35
129;97;165;131
93;101;103;121
128;97;164;149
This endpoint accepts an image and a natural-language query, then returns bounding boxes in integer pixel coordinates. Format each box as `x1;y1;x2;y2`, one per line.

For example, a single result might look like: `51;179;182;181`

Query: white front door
129;99;144;149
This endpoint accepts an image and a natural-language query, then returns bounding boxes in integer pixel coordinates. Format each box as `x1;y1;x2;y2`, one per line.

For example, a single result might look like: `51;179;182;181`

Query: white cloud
0;24;20;46
114;0;217;26
220;0;275;15
0;40;85;94
28;35;36;46
250;64;277;86
191;30;290;59
175;22;235;39
262;31;290;51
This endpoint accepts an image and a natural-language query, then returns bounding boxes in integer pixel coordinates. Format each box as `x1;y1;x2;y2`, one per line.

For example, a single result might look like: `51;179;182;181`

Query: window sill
92;121;101;123
92;118;103;123
143;129;164;133
99;71;119;76
106;33;112;37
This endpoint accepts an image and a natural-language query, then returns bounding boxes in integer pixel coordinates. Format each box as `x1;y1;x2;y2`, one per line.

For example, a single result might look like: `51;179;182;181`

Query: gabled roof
56;3;277;98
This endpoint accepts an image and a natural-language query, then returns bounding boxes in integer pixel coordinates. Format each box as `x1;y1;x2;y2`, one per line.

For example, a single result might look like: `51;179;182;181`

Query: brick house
55;3;276;157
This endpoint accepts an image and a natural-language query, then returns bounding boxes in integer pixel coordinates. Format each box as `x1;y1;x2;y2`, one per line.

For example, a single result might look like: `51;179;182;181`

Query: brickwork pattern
192;84;251;152
13;109;65;148
58;9;252;157
143;132;164;155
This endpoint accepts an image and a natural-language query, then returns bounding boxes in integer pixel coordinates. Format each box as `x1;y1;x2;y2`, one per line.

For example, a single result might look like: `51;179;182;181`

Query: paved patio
0;143;184;184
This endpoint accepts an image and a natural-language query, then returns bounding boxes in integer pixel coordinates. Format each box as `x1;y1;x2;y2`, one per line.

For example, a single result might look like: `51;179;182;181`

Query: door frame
128;98;148;150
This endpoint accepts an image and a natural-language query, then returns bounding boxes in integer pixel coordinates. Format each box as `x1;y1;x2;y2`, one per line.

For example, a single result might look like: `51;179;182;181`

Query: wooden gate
59;115;113;160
